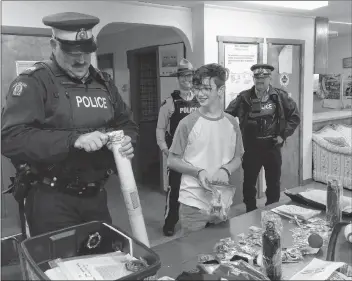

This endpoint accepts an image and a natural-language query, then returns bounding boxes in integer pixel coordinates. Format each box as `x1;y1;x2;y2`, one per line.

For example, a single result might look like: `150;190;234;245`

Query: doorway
127;47;160;188
267;39;304;190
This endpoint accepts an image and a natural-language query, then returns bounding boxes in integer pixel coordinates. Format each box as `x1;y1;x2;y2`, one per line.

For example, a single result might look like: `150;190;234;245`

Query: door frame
127;46;159;182
266;38;305;188
217;36;264;203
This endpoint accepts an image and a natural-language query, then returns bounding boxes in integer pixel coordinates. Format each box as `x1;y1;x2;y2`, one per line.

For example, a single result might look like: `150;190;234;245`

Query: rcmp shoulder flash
96;68;109;81
12;82;27;97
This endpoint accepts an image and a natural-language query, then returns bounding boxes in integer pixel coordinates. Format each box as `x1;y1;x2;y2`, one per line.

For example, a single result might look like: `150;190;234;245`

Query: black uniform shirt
1;55;138;180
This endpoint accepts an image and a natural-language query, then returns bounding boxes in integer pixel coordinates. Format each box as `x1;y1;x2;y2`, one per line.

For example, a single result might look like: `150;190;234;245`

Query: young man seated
167;63;244;234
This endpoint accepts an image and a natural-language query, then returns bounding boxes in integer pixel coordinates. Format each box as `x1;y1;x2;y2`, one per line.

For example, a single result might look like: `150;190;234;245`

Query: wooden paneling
314;17;329;74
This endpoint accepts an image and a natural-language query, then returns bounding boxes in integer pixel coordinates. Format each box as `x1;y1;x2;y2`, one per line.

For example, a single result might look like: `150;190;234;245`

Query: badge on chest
76;96;108;108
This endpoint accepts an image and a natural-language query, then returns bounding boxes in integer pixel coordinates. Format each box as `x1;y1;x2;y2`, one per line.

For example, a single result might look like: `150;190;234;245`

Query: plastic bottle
261;211;282;280
326;176;343;229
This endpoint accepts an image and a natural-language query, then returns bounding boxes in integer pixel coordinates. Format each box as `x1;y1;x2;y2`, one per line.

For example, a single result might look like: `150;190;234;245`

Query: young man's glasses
179;74;193;79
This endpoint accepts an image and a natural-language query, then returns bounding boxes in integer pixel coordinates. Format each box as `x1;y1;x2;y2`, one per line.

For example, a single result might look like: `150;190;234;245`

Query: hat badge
76;28;88;40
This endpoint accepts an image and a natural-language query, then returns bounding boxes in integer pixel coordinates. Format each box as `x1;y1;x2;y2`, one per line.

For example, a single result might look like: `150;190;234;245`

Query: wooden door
267;43;302;190
128;48;160;187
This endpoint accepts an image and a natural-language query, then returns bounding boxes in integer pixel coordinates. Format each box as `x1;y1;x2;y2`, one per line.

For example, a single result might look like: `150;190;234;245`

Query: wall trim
124;0;191;11
302;178;314;186
204;4;316;20
1;26;52;37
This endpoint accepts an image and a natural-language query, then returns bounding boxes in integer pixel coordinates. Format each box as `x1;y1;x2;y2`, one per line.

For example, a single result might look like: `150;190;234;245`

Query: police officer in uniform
156;58;200;236
1;12;138;236
225;64;300;213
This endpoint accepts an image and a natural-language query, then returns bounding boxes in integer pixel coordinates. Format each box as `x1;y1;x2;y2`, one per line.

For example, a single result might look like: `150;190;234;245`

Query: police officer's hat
176;59;194;76
250;63;275;78
43;12;99;53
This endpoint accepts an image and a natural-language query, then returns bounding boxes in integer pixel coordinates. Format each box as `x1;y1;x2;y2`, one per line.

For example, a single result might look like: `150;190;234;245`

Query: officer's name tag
76;96;108;108
180;107;197;114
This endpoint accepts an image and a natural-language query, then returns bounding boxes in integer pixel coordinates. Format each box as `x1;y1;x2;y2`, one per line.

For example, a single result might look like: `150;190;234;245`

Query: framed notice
158;43;184;77
218;36;263;108
224;43;258;108
343;57;352;69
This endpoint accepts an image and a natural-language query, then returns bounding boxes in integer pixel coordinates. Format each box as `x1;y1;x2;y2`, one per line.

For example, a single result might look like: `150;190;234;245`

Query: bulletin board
217;36;264;108
158;42;185;77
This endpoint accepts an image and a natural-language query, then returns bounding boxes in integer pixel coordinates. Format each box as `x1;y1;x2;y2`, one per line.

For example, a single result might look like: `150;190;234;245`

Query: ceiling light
245;1;328;10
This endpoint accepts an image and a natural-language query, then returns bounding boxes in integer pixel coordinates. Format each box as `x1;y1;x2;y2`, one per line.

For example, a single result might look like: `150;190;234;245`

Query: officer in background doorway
225;64;300;213
156;59;200;236
1;12;138;237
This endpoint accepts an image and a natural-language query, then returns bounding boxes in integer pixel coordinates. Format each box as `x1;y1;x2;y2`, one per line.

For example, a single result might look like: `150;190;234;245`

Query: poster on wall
318;74;343;109
342;73;352;109
224;43;258;108
158;43;184;77
15;61;38;75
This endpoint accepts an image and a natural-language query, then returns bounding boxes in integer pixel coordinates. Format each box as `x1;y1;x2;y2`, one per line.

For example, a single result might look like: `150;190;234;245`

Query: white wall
328;35;352;75
97;26;182;106
2;1;193;51
204;5;315;180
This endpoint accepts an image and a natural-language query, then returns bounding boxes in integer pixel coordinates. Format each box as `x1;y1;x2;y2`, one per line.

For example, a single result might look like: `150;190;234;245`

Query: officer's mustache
72;62;88;68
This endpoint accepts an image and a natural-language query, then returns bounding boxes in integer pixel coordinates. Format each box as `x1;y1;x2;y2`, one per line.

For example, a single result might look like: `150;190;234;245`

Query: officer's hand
198;170;212;192
274;136;284;147
74;131;108;152
212;169;230;185
107;135;134;159
162;148;169;157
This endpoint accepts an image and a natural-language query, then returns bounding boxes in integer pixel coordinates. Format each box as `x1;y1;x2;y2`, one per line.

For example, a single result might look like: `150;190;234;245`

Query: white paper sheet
279;45;293;74
290;258;345;280
45;251;136;280
224;43;258;108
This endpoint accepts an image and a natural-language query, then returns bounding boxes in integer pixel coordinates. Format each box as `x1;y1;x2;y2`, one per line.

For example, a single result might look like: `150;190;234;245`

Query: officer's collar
90;66;108;83
255;86;270;97
179;89;194;101
243;85;277;104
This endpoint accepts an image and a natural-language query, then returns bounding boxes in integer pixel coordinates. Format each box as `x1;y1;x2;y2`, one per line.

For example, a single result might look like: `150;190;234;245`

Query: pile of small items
196;238;270;280
289;217;332;250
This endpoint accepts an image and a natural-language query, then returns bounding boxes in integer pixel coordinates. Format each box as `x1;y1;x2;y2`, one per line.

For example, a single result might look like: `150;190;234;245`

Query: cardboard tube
107;130;150;247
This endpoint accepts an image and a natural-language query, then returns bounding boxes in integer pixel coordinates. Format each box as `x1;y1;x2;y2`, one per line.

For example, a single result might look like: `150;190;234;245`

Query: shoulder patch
161;99;167;107
11;81;27;97
19;64;45;76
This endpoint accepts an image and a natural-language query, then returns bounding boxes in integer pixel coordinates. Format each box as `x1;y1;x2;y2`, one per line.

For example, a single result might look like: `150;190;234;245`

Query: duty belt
41;176;108;197
256;135;275;140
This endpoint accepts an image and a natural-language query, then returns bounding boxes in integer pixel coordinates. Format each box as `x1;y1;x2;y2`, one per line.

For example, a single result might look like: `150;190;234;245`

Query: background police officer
156;58;200;236
1;12;138;236
225;64;300;213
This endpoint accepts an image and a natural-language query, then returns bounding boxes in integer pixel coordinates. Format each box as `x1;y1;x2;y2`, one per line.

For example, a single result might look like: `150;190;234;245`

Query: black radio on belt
251;98;261;113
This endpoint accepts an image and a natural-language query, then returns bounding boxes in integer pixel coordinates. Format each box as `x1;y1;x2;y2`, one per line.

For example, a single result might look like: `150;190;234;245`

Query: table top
152;185;352;280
